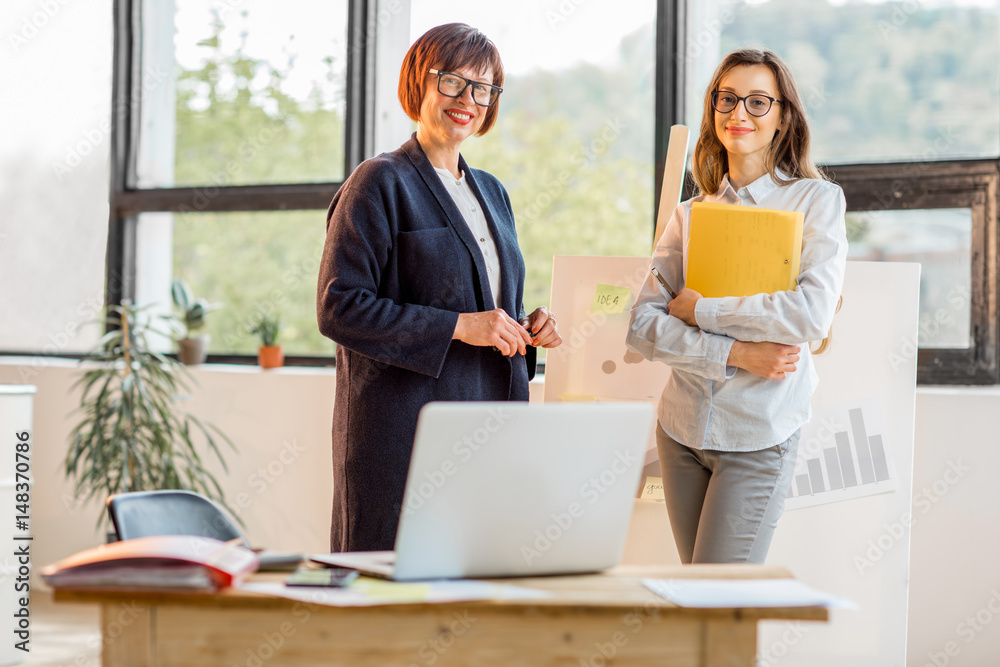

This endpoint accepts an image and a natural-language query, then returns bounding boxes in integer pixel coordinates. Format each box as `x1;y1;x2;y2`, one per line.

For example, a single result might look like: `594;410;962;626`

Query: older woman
317;23;561;552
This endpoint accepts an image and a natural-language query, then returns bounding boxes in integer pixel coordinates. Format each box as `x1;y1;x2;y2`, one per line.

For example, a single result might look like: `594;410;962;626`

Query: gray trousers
656;424;799;564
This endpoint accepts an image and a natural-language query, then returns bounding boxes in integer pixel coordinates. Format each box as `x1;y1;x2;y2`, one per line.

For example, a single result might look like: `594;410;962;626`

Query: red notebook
41;535;259;592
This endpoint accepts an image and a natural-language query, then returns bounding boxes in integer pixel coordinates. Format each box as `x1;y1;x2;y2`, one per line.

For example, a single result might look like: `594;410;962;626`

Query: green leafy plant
171;279;221;339
64;302;238;526
251;313;280;347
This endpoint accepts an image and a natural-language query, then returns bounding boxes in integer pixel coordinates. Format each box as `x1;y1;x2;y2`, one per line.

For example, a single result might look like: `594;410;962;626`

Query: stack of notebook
41;535;259;592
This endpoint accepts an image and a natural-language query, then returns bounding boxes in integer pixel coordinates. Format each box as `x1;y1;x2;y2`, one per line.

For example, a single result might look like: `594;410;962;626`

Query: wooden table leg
703;618;757;667
101;601;153;667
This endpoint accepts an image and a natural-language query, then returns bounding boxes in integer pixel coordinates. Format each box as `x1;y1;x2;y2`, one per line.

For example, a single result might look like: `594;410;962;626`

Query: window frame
681;158;1000;386
5;0;997;384
106;0;672;368
831;159;1000;384
98;0;374;366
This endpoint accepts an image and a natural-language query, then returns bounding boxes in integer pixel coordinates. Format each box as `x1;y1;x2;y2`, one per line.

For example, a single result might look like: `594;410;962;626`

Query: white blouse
627;170;849;452
433;166;502;307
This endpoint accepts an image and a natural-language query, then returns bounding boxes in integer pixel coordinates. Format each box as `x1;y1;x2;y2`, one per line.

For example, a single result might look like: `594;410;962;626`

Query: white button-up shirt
434;167;502;307
626;170;848;451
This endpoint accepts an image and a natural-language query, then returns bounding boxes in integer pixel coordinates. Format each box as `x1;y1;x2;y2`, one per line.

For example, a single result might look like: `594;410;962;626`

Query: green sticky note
591;284;632;314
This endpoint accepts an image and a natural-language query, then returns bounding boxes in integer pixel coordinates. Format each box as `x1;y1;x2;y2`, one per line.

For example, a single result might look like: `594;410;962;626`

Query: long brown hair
692;49;825;196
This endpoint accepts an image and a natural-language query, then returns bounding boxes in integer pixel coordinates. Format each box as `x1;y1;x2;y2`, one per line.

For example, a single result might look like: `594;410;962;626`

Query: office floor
23;590;100;666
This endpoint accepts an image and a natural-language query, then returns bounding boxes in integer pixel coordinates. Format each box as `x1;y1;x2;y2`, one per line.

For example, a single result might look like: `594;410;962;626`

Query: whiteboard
546;257;919;667
543;256;669;482
761;261;918;667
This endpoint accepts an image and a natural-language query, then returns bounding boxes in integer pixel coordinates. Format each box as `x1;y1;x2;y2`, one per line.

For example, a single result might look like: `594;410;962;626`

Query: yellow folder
686;202;803;298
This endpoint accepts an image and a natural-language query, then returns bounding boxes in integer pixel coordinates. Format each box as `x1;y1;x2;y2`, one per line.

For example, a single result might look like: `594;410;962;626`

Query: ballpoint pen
650;267;678;300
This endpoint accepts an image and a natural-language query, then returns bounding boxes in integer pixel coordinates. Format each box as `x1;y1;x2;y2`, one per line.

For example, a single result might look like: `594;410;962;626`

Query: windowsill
0;355;995;393
0;354;341;377
916;385;1000;397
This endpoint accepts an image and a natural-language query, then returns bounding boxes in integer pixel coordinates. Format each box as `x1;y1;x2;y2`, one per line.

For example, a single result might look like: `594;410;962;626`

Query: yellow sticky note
351;577;430;602
560;394;599;402
641;476;664;501
591;284;632;314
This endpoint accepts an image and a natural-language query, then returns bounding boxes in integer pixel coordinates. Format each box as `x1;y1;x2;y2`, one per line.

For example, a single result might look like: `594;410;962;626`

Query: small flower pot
178;335;210;365
258;345;284;369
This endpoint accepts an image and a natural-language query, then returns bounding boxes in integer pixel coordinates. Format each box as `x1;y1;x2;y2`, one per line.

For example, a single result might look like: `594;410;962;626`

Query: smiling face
714;64;783;169
417;65;493;151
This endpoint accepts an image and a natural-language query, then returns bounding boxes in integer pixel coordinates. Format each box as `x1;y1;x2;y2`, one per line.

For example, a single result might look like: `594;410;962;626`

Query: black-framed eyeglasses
711;90;782;117
429;69;503;107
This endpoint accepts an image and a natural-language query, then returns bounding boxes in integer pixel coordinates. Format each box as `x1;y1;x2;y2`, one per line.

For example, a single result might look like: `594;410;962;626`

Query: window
681;0;1000;384
12;0;996;384
104;0;356;363
368;1;657;361
837;161;998;383
0;0;114;355
684;0;1000;165
406;0;657;316
136;0;349;188
116;0;658;364
137;211;333;356
846;208;972;350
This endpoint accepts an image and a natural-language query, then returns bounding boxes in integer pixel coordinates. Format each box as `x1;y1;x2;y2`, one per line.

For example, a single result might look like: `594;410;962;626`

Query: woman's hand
728;341;801;379
667;288;702;327
521;307;563;349
454;309;532;357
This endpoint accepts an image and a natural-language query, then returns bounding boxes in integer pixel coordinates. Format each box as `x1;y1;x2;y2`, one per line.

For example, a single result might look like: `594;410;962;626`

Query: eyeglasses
711;90;782;117
429;69;503;107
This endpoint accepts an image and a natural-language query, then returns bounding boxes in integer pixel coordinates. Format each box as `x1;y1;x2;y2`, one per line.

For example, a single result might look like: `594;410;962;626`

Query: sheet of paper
643;578;856;609
590;284;632;314
238;578;550;607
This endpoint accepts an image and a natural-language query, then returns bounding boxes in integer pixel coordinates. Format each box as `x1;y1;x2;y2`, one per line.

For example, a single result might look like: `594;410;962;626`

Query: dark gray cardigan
317;135;534;552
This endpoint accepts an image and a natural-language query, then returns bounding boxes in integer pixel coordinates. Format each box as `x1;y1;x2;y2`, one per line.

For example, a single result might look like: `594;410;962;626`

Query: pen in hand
650;267;677;300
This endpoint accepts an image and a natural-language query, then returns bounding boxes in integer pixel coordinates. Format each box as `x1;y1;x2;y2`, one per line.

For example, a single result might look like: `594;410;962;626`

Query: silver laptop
313;401;654;581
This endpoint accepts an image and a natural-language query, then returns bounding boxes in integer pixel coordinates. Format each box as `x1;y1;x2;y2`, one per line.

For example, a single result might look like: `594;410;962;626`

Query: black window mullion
345;0;374;175
106;0;138;310
655;0;685;238
113;183;344;217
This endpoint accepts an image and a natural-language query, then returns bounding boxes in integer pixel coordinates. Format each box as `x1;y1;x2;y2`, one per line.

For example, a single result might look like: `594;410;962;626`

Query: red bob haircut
398;23;505;136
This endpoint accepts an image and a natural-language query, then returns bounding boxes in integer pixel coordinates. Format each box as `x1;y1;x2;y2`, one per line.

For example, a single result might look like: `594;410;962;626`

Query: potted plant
251;313;283;369
171;280;220;365
64;302;237;529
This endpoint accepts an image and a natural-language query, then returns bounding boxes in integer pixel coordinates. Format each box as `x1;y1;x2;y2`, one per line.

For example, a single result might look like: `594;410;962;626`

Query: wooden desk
54;565;827;666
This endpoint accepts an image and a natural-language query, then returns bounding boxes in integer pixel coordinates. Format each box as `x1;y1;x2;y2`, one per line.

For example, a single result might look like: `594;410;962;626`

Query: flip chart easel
653;125;690;248
544;259;918;666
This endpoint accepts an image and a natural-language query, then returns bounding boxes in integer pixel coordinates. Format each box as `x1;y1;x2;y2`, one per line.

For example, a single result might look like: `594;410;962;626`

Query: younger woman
626;49;847;564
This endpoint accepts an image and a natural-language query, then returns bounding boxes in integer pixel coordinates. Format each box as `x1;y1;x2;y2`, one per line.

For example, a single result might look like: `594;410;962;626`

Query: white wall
4;358;999;666
0;359;335;568
906;388;1000;667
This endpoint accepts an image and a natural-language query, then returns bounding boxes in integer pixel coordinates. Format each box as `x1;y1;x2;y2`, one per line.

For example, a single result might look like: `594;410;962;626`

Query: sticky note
560;394;599;402
352;577;431;602
641;476;664;501
591;284;632;314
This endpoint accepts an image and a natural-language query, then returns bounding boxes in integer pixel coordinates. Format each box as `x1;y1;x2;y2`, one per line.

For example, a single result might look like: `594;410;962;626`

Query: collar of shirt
433;166;465;185
716;168;789;205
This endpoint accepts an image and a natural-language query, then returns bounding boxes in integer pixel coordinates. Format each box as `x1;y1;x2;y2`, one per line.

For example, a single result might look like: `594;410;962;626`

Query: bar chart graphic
786;396;897;510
